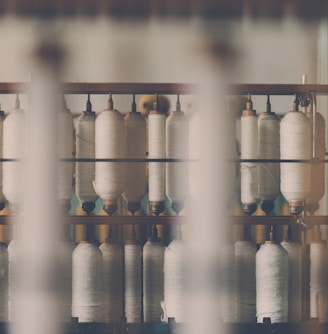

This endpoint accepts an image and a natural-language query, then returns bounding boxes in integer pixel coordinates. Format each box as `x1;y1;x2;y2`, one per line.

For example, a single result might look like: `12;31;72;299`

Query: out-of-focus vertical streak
11;40;62;334
187;47;232;334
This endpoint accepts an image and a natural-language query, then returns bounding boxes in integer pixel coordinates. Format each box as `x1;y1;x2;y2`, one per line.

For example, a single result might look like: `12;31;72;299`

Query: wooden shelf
1;82;328;96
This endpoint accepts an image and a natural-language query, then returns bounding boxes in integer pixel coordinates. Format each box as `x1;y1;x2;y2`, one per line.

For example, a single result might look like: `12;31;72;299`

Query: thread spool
99;234;123;323
124;233;142;323
58;96;74;213
281;228;302;322
256;234;288;323
123;95;147;215
220;243;237;322
94;93;126;215
143;231;165;322
148;93;166;216
306;105;326;214
57;240;74;322
280;96;311;215
3;94;26;212
75;95;97;215
235;240;256;322
240;94;258;215
163;238;188;323
258;95;280;215
309;226;327;321
72;241;103;322
166;94;188;215
0;104;6;211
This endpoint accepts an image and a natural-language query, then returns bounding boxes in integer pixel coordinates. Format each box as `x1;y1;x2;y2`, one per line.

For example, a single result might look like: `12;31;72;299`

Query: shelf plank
1;82;328;96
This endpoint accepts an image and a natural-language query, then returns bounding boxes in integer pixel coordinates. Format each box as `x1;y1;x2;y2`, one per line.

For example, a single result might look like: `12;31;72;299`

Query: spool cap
241;203;257;216
149;201;165;216
172;201;184;215
127;201;140;215
261;200;275;216
82;201;95;215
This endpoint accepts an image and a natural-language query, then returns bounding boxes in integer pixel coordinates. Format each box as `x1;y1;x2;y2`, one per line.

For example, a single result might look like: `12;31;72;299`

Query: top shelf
2;82;328;95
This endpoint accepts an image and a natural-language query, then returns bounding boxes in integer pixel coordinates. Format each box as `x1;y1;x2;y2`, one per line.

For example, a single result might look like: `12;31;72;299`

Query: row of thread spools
223;223;328;324
0;224;188;324
239;92;325;218
0;92;189;217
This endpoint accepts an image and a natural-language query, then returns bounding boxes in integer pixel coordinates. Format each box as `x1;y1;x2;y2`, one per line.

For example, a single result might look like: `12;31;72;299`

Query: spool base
172;201;184;215
82;201;95;215
241;203;257;216
306;202;319;215
103;199;118;216
0;202;5;212
149;201;165;216
261;200;275;216
9;202;21;214
127;201;141;215
288;201;304;216
58;200;71;214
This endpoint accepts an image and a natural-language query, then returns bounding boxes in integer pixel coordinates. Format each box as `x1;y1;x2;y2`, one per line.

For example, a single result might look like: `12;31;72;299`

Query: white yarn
240;115;258;205
163;239;188;323
3;108;26;209
57;241;74;323
124;243;142;323
58;109;74;204
75;112;98;206
258;113;280;201
99;241;123;323
220;243;237;322
0;243;8;322
256;243;288;323
280;111;311;202
310;241;327;321
143;240;165;323
166;111;188;207
307;112;326;208
94;107;126;201
281;240;302;322
235;240;256;323
72;242;103;322
123;112;146;203
148;113;166;203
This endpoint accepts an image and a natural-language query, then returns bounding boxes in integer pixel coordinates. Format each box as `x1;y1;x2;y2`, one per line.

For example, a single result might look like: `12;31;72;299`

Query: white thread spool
148;95;166;215
281;239;302;322
164;239;188;323
307;111;325;214
3;96;26;212
75;97;98;214
72;241;103;322
0;106;6;210
258;98;280;214
57;240;74;323
143;239;165;322
94;95;126;215
256;242;288;323
235;240;256;323
240;96;258;214
166;97;188;215
124;241;142;323
220;243;237;322
0;243;8;322
280;99;311;214
310;235;327;321
99;240;123;323
58;98;74;213
123;98;146;215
